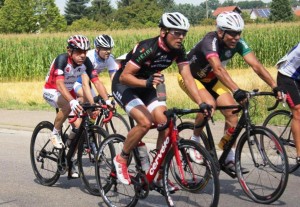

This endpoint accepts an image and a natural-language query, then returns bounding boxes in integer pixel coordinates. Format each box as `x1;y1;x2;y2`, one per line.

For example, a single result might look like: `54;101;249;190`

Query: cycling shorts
177;74;230;99
43;88;76;108
112;72;166;114
277;72;300;106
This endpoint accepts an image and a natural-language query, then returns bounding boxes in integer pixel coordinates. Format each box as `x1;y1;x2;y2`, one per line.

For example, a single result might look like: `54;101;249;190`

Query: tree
157;0;175;8
112;0;162;29
64;0;89;25
0;0;4;7
0;0;38;33
116;0;134;8
35;0;67;32
167;4;206;25
269;0;294;22
87;0;113;22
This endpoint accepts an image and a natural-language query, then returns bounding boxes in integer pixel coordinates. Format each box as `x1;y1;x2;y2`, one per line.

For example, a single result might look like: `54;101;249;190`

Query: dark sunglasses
169;30;187;38
225;30;242;37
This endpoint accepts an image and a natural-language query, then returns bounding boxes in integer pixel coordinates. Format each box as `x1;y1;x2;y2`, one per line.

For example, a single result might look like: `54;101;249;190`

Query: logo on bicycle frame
149;136;170;175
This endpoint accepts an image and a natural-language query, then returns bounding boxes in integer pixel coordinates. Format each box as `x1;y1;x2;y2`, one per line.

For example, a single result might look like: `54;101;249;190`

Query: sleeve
53;54;68;81
202;36;219;60
128;41;153;68
175;45;189;66
237;38;252;57
107;55;118;74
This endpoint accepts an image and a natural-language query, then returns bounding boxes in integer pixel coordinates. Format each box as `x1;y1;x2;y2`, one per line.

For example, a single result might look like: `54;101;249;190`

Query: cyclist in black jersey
178;12;284;171
111;12;210;185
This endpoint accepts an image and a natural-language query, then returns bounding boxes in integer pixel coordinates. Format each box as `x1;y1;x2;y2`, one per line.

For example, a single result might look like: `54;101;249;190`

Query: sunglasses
225;30;242;37
169;30;187;38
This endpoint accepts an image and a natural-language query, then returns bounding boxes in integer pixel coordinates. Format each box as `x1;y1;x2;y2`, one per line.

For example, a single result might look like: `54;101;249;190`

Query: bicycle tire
30;121;60;186
235;126;289;204
95;134;138;207
100;112;130;135
177;121;210;149
77;125;108;196
263;110;299;173
163;139;220;207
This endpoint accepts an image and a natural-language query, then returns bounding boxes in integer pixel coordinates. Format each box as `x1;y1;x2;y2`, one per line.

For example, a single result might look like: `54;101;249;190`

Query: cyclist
177;11;284;171
112;12;210;186
275;42;300;164
42;35;107;178
74;34;118;102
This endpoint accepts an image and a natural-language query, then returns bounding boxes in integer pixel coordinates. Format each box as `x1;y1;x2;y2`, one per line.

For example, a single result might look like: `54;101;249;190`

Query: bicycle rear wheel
30;121;60;186
100;112;130;135
263;110;299;173
77;125;108;196
236;126;289;204
163;139;220;207
95;134;138;207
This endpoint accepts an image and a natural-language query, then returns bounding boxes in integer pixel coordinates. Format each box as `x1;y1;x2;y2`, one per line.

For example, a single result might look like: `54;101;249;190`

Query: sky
55;0;203;14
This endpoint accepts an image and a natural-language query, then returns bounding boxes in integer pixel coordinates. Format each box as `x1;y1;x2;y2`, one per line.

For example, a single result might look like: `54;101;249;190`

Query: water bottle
156;74;166;101
138;141;150;172
218;127;235;150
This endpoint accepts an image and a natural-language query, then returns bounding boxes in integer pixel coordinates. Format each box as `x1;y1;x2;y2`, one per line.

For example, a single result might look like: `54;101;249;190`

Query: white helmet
159;12;190;31
216;12;244;31
94;34;114;48
67;35;90;51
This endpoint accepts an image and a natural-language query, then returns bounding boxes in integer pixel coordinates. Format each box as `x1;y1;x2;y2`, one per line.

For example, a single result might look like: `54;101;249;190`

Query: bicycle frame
204;91;276;178
133;112;187;188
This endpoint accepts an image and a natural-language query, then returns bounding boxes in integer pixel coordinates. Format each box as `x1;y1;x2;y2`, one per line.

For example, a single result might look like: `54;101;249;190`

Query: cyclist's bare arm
208;56;239;92
92;77;109;101
243;52;277;89
81;73;96;104
179;63;203;105
56;79;77;103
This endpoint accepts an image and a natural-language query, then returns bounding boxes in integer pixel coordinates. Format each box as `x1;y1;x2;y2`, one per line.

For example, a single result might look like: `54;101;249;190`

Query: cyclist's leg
112;83;153;184
177;74;216;140
43;88;70;148
214;81;239;168
278;73;300;162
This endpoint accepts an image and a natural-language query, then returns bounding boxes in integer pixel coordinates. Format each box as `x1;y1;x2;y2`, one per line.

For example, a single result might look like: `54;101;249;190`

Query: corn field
1;22;300;81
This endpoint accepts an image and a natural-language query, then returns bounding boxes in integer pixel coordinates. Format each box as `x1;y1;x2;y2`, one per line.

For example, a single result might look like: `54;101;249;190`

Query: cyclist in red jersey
43;35;109;177
178;12;284;172
111;12;211;186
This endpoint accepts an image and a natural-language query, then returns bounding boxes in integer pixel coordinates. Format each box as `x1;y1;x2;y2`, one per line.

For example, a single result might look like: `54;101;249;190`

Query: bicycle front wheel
30;121;60;186
100;112;130;135
236;126;289;204
163;139;220;207
95;134;138;207
263;110;299;173
77;125;108;196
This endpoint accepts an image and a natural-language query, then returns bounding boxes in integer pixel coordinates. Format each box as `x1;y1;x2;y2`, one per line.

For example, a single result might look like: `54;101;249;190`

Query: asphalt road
0;110;299;207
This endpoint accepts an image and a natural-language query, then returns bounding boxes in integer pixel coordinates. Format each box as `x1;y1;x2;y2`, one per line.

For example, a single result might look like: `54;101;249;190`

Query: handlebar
93;94;115;106
156;90;277;131
157;108;205;131
68;103;113;124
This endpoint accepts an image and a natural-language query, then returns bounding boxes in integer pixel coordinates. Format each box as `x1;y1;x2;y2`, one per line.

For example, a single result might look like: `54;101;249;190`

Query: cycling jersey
276;42;300;80
188;31;252;82
118;36;188;79
75;49;118;84
44;53;98;91
112;36;188;109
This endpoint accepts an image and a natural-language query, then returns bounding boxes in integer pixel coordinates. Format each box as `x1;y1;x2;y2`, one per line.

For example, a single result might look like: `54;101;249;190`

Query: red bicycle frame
144;119;187;185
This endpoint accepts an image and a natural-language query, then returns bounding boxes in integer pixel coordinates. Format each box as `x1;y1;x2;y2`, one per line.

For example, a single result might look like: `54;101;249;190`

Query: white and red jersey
44;53;98;91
